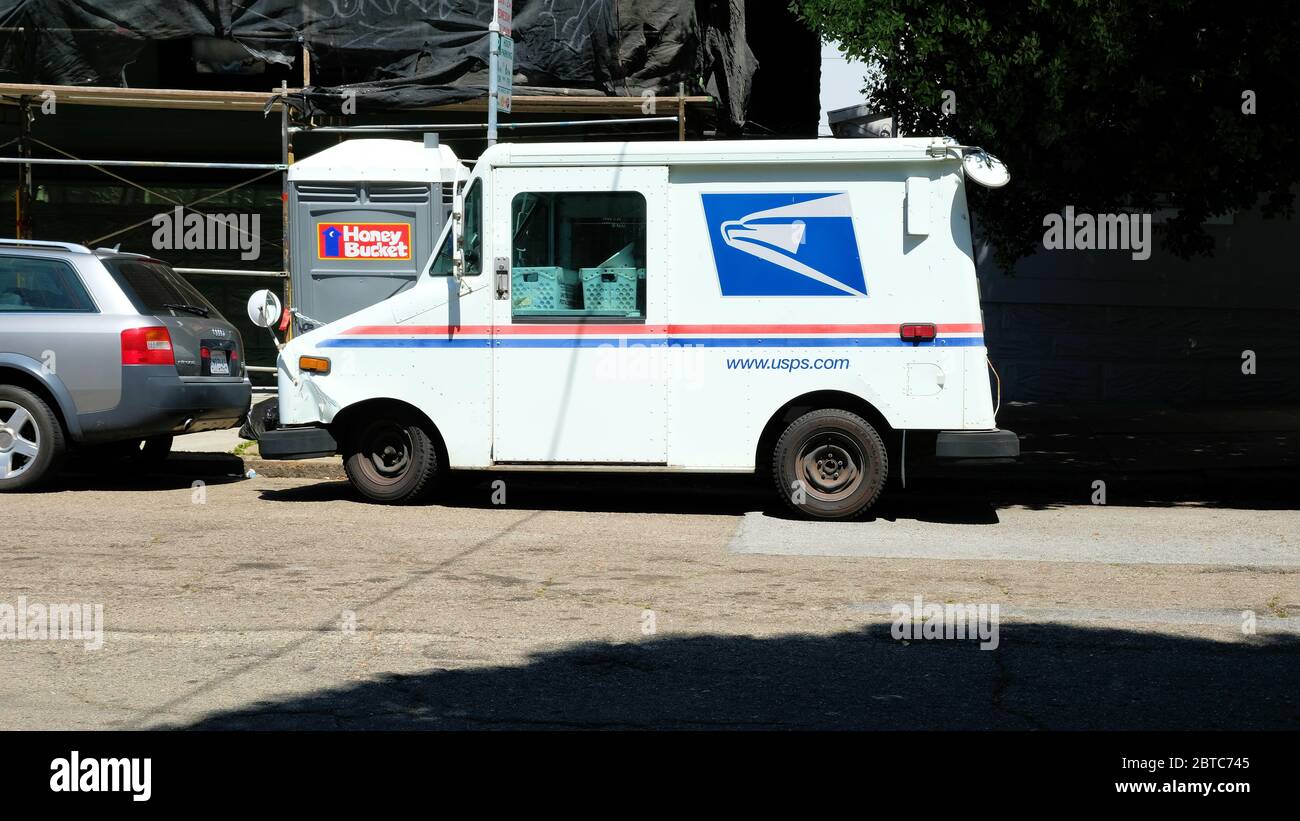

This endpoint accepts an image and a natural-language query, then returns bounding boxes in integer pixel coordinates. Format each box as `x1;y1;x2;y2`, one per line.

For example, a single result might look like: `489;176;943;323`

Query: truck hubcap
798;434;862;498
361;422;411;480
0;401;41;480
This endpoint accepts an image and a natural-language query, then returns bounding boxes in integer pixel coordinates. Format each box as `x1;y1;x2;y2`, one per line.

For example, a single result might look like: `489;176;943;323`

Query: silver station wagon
0;239;251;490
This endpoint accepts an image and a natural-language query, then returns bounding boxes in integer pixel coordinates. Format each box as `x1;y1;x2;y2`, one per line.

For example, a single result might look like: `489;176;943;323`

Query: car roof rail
0;238;92;253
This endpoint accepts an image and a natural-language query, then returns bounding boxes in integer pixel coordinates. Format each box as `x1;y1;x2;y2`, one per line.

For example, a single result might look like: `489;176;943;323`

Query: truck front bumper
935;429;1020;464
258;425;338;460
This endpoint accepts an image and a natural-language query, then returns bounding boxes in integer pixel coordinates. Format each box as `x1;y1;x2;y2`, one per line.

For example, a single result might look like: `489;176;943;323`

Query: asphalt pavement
1;461;1296;730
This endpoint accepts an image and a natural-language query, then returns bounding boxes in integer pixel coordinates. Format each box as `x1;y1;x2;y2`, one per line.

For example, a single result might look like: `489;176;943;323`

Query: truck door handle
495;258;509;300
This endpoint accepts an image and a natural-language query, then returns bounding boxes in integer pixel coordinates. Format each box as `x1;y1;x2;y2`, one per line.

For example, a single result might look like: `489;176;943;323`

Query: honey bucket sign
317;222;412;261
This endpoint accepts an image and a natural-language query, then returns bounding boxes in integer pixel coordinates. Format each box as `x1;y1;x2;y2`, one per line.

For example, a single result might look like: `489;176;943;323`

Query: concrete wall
975;196;1300;408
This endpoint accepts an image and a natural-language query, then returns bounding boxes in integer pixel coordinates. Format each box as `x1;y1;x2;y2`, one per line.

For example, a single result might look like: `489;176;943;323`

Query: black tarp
0;0;755;130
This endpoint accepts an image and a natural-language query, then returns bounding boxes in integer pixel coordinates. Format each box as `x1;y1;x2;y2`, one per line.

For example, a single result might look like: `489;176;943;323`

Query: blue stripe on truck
319;336;985;349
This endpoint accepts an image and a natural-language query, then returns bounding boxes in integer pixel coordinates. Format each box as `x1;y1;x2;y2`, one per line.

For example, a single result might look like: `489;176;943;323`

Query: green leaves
792;0;1299;267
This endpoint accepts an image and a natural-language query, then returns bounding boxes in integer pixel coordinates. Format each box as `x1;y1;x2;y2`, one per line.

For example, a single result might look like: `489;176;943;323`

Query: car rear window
101;258;219;317
0;255;96;313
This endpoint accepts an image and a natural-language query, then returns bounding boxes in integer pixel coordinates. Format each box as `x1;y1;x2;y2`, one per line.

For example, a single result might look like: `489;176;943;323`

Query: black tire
0;385;66;491
341;410;438;504
771;408;888;520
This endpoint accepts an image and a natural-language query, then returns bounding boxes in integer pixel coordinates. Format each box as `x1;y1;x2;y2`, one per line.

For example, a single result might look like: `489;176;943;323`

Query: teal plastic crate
579;267;643;312
512;266;581;312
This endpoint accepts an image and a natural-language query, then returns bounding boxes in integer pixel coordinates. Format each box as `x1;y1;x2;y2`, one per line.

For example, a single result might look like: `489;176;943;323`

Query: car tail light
899;323;937;343
121;327;175;366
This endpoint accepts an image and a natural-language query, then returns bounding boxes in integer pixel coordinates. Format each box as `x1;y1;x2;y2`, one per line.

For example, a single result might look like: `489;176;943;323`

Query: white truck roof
480;137;957;169
289;138;468;183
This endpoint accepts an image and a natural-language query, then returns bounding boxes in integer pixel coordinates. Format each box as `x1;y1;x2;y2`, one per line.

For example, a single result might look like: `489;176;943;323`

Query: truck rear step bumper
258;426;338;460
935;429;1020;464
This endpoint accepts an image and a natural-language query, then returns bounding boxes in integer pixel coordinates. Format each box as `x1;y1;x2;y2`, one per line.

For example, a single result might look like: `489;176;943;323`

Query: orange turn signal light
299;356;331;375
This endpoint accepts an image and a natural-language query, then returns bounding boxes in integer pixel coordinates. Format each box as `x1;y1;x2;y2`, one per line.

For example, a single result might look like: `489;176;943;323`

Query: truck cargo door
490;166;669;463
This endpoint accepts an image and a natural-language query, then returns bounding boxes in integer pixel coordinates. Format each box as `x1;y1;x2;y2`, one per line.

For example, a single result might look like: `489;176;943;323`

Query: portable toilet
287;137;467;333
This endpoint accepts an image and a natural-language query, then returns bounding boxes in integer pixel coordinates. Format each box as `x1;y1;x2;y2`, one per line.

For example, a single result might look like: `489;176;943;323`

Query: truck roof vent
367;183;430;204
296;184;359;203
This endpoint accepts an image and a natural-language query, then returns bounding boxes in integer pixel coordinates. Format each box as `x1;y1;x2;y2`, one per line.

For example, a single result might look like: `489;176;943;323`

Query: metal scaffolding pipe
0;156;288;171
289;116;679;135
173;267;287;278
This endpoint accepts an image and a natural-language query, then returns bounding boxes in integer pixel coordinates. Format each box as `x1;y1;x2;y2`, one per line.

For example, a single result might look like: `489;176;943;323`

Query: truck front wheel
342;411;438;504
771;409;888;520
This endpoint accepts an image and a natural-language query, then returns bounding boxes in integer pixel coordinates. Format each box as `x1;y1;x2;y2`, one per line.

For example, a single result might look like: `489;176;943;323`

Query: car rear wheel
0;386;65;491
771;408;887;520
342;411;438;504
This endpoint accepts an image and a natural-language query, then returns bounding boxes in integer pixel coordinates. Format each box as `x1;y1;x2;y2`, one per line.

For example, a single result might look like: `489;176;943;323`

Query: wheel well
0;366;71;437
330;398;448;466
754;390;896;474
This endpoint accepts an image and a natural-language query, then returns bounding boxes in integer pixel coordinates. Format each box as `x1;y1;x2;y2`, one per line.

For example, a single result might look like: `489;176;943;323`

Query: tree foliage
792;0;1300;266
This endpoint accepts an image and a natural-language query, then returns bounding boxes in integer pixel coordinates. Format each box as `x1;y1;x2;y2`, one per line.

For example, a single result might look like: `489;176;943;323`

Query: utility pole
487;17;498;147
16;96;33;239
487;0;512;147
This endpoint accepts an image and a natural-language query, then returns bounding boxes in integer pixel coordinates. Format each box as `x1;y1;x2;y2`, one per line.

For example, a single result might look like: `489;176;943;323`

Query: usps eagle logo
701;193;867;297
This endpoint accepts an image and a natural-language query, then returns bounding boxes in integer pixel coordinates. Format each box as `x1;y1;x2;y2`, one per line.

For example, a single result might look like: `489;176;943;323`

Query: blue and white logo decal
701;192;867;297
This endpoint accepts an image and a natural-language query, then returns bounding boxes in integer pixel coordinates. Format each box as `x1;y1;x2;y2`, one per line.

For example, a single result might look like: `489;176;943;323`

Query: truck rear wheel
0;385;65;492
771;408;887;520
342;411;438;504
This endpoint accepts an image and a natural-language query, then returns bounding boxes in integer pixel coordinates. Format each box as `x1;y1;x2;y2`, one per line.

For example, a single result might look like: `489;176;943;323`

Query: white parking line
729;505;1300;567
843;603;1300;634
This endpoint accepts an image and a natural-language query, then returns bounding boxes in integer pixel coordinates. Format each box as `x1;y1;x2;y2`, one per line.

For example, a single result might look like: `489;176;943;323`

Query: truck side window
463;179;483;276
427;225;454;276
509;191;646;320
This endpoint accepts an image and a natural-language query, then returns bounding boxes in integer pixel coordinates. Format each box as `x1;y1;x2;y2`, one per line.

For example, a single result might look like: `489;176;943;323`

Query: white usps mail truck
254;137;1019;519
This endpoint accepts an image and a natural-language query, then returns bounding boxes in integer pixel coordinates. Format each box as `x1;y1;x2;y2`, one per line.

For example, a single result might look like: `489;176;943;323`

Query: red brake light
899;323;937;343
121;327;175;366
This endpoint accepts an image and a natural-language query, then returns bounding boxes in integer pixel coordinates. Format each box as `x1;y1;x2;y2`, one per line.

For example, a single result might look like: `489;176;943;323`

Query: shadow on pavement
254;461;1300;522
175;624;1300;730
252;402;1300;517
48;451;247;492
258;472;773;517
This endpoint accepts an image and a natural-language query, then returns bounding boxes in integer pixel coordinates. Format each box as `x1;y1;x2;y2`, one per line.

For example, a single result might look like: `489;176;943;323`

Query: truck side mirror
962;150;1010;188
247;289;283;328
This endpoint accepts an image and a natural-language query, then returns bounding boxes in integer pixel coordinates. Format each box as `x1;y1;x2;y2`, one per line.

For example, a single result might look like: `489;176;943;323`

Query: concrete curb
244;458;348;480
163;452;347;480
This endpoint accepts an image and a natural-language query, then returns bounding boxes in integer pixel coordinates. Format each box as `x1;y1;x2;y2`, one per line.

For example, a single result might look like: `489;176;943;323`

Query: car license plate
210;350;230;375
